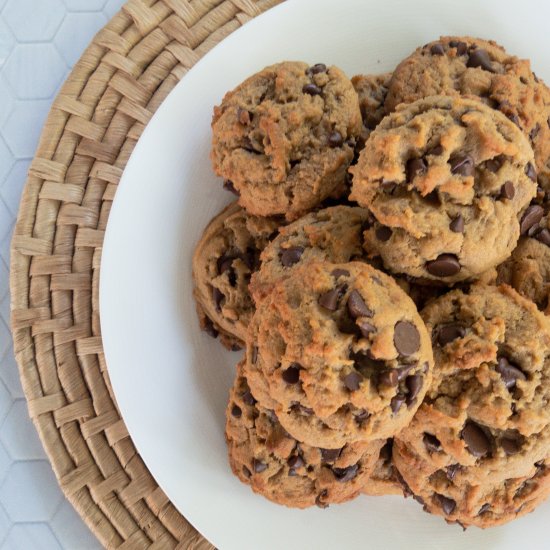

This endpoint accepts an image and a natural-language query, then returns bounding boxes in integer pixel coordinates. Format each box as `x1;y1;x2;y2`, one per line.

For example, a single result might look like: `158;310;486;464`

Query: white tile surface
0;0;126;547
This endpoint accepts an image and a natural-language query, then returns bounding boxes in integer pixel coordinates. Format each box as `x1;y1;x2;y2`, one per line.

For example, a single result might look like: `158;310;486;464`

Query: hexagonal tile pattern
0;462;63;522
3;524;62;550
54;12;107;66
51;501;102;550
0;1;126;546
1;400;46;460
3;0;65;42
4;44;67;99
1;100;50;158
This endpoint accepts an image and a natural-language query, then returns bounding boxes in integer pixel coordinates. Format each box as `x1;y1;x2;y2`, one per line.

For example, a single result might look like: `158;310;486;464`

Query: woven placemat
9;1;282;548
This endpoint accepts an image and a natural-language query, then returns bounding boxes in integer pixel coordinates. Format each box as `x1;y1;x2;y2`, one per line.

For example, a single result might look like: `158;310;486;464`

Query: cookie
211;61;362;220
392;284;550;526
245;261;434;449
226;364;383;508
351;95;537;282
497;211;550;313
192;201;281;349
361;439;402;496
352;72;392;147
385;36;550;188
250;205;371;303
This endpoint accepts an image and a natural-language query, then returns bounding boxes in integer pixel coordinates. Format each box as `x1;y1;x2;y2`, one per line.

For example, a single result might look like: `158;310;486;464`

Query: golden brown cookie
245;261;433;449
192;201;281;349
226;364;383;508
351;95;536;283
385;36;550;189
211;61;362;220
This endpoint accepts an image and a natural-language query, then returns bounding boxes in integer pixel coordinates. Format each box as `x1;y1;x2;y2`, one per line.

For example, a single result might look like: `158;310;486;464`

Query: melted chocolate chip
355;409;370;424
450;40;467;55
308;63;327;75
203;317;219;339
391;394;406;414
303;83;322;96
405;374;423;405
321;448;342;463
466;48;494;72
449;214;464;233
287;455;304;469
406;158;427;182
231;404;242;418
332;464;359;482
485;156;504;173
496;356;526;390
535;228;550;247
318;284;347;311
520;205;544;235
396;364;414;381
331;269;350;279
375;225;393;242
241;390;256;406
426;254;461;277
500;181;515;200
242;465;252;478
430;43;445;55
478;503;491;515
347;290;373;318
525;162;537;182
380;439;393;463
212;287;224;312
328;131;343;147
280;246;304;267
462;421;492;458
358;320;376;338
436;323;466;346
449;155;475;176
315;490;329;508
423;433;442;453
378;369;399;388
530;123;541;141
446;464;460;481
500;432;523;456
427;144;444;156
223;179;239;195
282;364;301;384
344;371;362;392
394;321;420;356
435;493;456;515
253;459;268;473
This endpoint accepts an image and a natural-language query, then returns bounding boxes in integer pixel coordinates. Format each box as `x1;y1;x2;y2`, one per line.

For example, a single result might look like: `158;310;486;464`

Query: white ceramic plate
100;1;550;548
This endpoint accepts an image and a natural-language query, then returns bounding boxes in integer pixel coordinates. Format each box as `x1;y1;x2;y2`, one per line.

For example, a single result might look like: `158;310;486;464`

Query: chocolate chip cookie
211;61;362;220
244;261;433;449
226;364;384;508
192;201;281;350
392;284;550;526
351;95;537;282
250;206;371;303
385;36;550;189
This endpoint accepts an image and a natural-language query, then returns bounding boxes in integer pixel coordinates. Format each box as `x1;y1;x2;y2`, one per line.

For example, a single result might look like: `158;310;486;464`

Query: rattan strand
10;0;283;547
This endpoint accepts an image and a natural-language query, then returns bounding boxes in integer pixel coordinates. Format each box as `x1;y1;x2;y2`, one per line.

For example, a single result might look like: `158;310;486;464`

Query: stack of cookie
192;37;550;528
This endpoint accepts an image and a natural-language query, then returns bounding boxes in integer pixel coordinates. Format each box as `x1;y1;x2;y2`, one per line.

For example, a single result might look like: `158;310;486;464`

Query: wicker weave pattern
10;1;282;547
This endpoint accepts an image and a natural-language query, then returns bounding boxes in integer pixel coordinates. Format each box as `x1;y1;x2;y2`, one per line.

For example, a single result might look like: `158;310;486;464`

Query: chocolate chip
332;464;359;482
446;464;460;481
427;144;444;156
435;493;456;515
423;433;441;453
212;287;224;312
241;390;256;406
328;131;343;147
405;374;423;405
466;48;494;72
535;228;550;247
282;364;301;384
394;321;420;356
223;179;239;196
318;284;347;311
430;43;445;55
424;189;441;206
461;421;492;458
378;370;398;388
358;320;376;338
237;107;251;125
344;372;362;392
548;116;550;130
507;113;521;128
520;205;544;235
375;225;392;241
242;465;252;478
390;393;406;414
406;158;427;182
355;409;370;424
496;356;526;390
251;346;258;364
450;40;468;55
347;290;373;318
449;214;464;233
280;246;304;267
303;83;322;95
485;156;504;173
203;317;219;338
380;439;393;463
381;180;398;194
437;323;466;346
291;402;314;416
396;364;414;380
230;343;242;352
449;155;475;176
231;404;242;418
287;455;304;469
426;254;461;277
253;459;267;473
331;269;350;279
321;448;341;463
530;123;541;141
500;181;515;200
478;503;491;515
315;490;329;508
525;162;537;182
308;63;327;75
500;433;523;456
